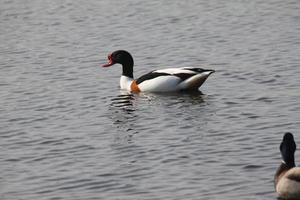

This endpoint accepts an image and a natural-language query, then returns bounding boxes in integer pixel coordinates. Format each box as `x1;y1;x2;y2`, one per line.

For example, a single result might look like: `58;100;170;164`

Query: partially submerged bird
275;132;300;199
102;50;214;93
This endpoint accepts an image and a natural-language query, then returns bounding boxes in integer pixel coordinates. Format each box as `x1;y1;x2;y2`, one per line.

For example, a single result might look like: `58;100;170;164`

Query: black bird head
102;50;134;78
280;132;296;167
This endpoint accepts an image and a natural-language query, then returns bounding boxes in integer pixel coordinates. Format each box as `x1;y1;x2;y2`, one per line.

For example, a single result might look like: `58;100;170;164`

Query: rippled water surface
1;0;300;199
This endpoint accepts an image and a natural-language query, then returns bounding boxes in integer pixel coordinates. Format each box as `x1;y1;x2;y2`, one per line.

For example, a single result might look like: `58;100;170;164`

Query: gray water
1;0;300;199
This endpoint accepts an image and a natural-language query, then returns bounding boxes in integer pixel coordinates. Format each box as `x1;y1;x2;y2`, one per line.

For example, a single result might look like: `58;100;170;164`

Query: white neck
120;75;133;91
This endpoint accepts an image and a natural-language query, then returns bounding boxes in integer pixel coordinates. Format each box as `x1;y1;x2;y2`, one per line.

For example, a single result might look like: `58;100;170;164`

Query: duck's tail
178;70;215;91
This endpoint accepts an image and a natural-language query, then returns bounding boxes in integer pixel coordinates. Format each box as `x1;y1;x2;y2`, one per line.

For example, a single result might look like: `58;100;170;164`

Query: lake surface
1;0;300;199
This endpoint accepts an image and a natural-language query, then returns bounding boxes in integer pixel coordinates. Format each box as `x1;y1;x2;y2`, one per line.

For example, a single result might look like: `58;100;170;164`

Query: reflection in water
2;0;299;198
110;91;136;113
108;90;206;142
144;90;206;106
109;91;138;143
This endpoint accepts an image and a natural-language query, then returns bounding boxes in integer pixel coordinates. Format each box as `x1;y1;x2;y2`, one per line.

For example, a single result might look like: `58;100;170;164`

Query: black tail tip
207;69;215;73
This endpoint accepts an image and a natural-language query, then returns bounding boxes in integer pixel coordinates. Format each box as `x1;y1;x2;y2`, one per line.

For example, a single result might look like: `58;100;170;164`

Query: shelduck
102;50;214;93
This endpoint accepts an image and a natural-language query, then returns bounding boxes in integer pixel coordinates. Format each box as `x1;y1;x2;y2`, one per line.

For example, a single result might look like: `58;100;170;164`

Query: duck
275;132;300;199
102;50;215;93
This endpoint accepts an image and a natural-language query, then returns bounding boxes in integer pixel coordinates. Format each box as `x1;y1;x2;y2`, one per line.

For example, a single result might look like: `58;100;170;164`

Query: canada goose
275;132;300;199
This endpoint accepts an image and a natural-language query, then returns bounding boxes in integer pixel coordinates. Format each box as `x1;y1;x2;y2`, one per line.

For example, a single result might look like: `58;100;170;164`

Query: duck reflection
108;91;207;143
145;90;205;105
110;91;136;113
109;91;138;141
109;90;206;137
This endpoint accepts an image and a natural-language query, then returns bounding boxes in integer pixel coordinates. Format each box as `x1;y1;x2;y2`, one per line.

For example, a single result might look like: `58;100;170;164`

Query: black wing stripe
136;68;215;84
173;73;194;81
136;72;170;84
184;68;216;73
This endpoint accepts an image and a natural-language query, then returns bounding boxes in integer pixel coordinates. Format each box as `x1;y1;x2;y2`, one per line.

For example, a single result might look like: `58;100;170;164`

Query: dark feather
183;68;215;73
173;73;194;81
287;173;300;182
136;72;170;84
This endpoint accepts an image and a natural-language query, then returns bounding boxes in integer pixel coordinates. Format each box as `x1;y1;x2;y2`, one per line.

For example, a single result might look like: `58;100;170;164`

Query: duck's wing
136;68;211;84
285;167;300;182
136;71;171;84
136;70;182;92
181;67;215;73
136;68;214;92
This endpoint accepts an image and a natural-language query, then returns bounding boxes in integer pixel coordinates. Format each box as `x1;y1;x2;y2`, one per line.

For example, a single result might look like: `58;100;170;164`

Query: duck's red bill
102;53;114;67
102;61;114;67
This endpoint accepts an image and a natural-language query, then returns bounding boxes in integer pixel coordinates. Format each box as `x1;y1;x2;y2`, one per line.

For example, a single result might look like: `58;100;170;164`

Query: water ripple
1;0;299;200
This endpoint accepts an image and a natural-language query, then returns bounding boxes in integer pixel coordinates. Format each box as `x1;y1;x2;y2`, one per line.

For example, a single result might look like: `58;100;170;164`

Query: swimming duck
102;50;214;93
275;132;300;199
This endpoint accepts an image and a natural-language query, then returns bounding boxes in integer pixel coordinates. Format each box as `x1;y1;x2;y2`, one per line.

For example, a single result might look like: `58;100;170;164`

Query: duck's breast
276;167;300;199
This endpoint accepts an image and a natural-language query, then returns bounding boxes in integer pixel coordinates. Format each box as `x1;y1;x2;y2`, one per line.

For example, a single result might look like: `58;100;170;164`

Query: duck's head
280;132;296;167
102;50;134;78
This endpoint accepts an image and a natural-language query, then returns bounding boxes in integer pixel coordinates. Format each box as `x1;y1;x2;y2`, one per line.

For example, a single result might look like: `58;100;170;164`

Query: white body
120;67;214;92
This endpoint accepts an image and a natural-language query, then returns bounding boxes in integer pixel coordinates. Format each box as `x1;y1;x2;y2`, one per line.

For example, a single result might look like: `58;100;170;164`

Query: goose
102;50;214;93
275;132;300;199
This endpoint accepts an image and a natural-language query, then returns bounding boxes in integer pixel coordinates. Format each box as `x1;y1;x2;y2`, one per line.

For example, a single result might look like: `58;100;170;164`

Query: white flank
138;76;181;92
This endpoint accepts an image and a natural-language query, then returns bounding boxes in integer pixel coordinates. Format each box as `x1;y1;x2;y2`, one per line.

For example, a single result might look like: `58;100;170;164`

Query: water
1;0;300;199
